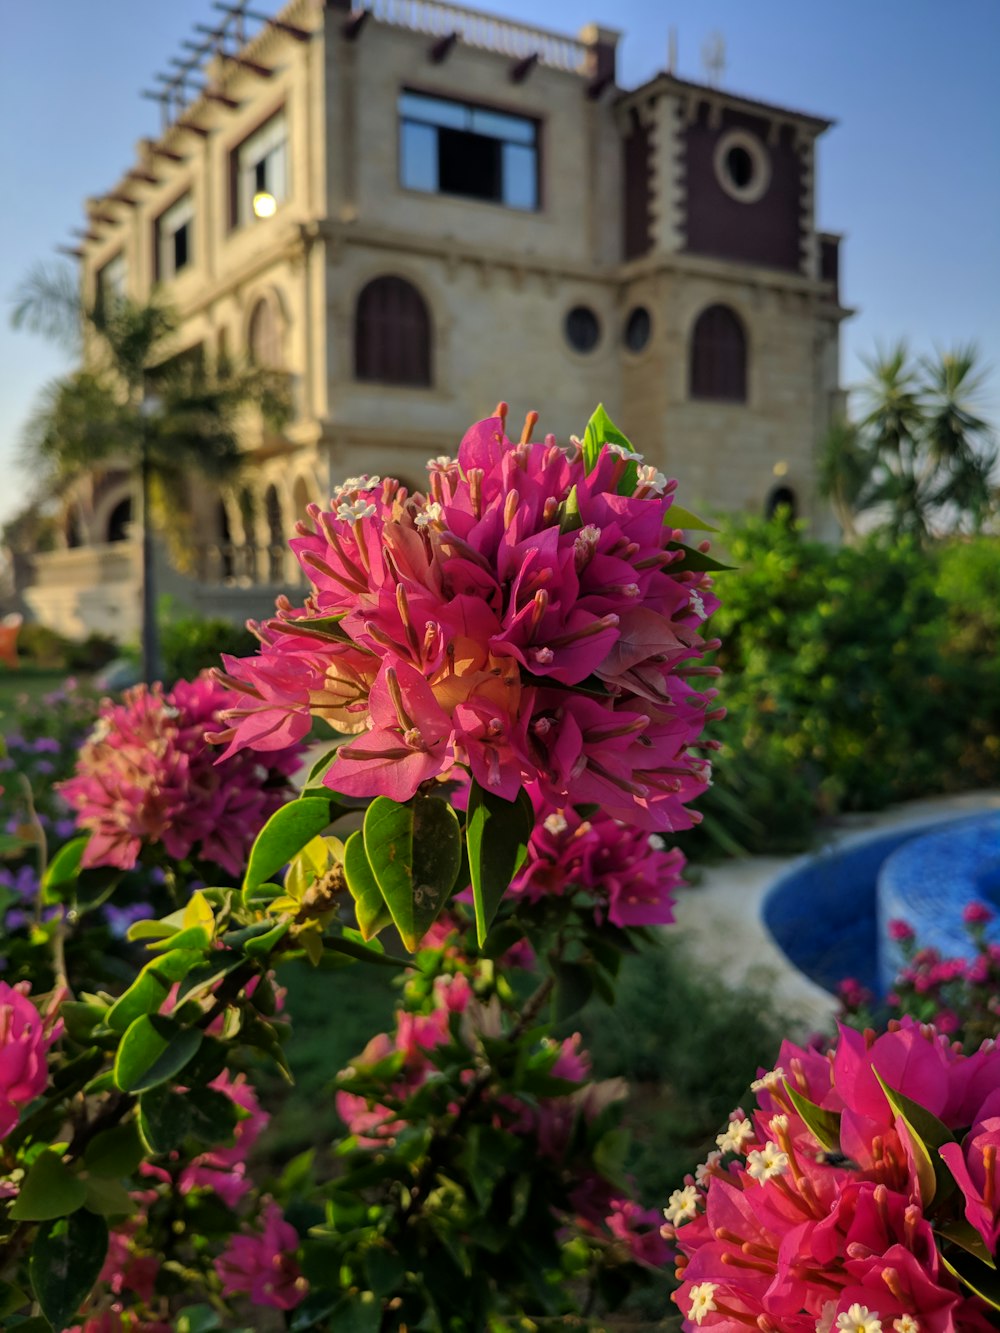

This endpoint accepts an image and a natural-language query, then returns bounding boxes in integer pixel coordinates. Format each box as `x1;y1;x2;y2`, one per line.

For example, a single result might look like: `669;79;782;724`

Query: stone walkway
670;789;1000;1034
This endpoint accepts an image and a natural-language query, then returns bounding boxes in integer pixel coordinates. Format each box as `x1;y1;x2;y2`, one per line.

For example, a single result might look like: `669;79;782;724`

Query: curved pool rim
762;810;998;999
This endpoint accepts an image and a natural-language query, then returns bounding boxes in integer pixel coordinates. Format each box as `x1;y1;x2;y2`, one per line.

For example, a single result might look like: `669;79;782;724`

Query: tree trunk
139;434;161;684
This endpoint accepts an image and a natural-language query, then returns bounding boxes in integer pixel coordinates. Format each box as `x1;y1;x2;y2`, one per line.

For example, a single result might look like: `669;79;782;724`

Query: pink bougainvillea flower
0;981;61;1140
606;1198;673;1267
509;783;684;929
667;1020;1000;1330
215;1198;308;1311
215;408;720;840
59;672;304;875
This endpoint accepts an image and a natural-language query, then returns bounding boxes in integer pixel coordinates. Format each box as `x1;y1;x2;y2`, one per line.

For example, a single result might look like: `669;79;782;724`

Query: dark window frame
689;304;748;403
398;88;541;212
152;187;195;284
227;103;289;231
354;275;432;388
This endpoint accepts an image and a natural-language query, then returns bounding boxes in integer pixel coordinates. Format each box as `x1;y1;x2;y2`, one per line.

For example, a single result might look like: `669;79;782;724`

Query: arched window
765;485;798;523
689;305;747;403
106;498;132;544
248;298;283;368
354;277;431;386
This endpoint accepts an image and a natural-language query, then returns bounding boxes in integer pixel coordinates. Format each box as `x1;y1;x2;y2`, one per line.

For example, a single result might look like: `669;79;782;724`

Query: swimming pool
762;811;1000;997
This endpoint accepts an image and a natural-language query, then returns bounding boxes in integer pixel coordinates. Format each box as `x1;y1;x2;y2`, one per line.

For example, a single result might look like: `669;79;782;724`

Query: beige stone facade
23;0;848;641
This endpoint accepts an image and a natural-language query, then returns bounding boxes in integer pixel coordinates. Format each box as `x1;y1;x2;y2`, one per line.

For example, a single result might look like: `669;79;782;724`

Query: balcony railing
194;543;306;588
354;0;589;72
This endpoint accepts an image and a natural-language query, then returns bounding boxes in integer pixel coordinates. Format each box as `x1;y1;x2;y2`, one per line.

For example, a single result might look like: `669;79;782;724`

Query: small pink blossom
888;918;915;942
215;1198;307;1311
964;900;994;927
606;1198;672;1267
0;981;61;1140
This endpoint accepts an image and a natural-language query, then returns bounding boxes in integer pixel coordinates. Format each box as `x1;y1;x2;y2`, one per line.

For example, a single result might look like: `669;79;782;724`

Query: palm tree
820;341;997;542
11;262;289;682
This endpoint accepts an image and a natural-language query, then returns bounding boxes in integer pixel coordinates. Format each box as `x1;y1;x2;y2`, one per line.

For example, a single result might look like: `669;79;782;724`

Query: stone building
22;0;848;640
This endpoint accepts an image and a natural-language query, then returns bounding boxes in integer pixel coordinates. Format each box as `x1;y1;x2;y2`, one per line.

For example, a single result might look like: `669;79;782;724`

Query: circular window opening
624;306;651;353
726;145;755;190
714;130;771;203
565;306;600;354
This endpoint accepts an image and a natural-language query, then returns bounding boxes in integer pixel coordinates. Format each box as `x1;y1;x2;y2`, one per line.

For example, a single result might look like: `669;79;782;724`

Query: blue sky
2;1;998;526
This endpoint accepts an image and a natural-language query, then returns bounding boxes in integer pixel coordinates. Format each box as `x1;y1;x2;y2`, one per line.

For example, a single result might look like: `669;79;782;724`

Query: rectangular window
399;91;538;210
96;251;126;310
155;193;194;281
232;110;289;228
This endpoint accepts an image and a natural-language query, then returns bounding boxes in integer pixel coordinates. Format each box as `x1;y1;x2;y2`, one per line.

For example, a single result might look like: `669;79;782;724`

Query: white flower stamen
836;1307;882;1333
663;1184;699;1226
716;1116;754;1154
687;1283;718;1325
746;1140;790;1181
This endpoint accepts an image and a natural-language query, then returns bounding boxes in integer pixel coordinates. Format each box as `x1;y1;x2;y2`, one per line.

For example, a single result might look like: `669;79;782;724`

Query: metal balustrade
352;0;588;72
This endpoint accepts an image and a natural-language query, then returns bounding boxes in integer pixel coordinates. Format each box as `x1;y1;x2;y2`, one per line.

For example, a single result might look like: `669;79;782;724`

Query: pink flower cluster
667;1020;1000;1330
509;783;685;928
213;408;720;830
0;981;61;1140
215;1198;307;1311
59;672;304;875
336;972;472;1146
841;904;1000;1053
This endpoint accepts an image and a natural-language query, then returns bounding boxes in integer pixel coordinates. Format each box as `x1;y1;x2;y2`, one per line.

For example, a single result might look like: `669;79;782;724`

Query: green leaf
466;783;533;947
582;403;639;492
138;1085;237;1155
0;1280;29;1319
666;540;734;572
10;1150;86;1221
551;959;594;1021
174;1306;223;1333
363;796;461;952
344;830;392;940
107;949;205;1033
937;1220;996;1268
786;1086;842;1154
243;796;331;895
127;915;180;942
113;1015;203;1095
40;835;87;902
558;483;583;534
244;918;292;958
29;1211;108;1333
324;934;410;969
300;747;340;795
665;504;719;532
940;1246;1000;1309
145;924;212;953
873;1069;955;1206
82;1174;132;1218
84;1122;145;1179
175;953;243;1004
320;1292;382;1333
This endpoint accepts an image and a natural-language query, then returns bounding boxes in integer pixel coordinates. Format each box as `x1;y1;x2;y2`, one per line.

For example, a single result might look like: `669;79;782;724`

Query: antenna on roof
667;26;677;74
701;31;726;87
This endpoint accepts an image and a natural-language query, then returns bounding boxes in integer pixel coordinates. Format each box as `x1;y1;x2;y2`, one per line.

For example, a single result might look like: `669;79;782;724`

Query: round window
624;306;651;353
726;145;754;190
713;130;771;203
565;305;600;354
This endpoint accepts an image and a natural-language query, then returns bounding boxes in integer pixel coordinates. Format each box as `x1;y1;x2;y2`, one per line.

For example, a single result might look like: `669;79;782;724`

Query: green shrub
159;613;258;685
678;519;1000;859
16;621;71;669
